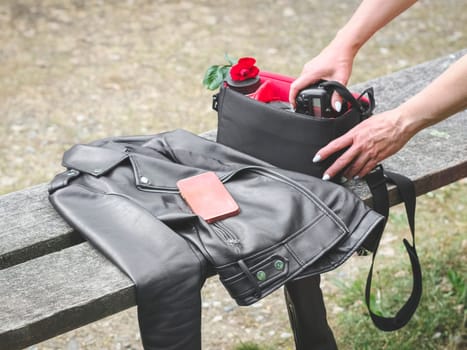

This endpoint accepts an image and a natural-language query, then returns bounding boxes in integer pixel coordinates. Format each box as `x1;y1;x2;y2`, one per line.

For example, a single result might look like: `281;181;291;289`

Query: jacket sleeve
49;184;207;350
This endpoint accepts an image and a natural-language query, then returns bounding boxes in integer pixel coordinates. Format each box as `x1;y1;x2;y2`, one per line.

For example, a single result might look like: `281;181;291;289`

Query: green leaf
202;65;220;88
208;68;225;90
202;54;236;90
220;65;230;80
224;53;237;65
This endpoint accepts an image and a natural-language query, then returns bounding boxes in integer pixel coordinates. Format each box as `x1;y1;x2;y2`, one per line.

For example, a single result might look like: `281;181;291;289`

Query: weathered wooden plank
349;108;467;206
0;242;135;350
0;183;83;270
385;114;467;196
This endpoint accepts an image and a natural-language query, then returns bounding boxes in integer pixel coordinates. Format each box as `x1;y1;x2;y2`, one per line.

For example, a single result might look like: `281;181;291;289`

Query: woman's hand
314;108;413;180
288;44;355;110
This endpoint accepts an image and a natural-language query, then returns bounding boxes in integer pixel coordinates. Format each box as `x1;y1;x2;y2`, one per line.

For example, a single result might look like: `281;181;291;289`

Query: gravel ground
1;1;466;349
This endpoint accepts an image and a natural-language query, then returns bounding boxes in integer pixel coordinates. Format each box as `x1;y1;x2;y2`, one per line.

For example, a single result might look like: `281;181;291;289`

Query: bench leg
284;275;338;350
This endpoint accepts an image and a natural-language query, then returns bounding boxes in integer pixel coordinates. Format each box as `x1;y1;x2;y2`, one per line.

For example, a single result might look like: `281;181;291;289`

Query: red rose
230;57;260;81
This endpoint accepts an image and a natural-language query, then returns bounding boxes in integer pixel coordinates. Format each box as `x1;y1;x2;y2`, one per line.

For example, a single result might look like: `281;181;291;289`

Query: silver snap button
140;176;149;184
66;169;78;176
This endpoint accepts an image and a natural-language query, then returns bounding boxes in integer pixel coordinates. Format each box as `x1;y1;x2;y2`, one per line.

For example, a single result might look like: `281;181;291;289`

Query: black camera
295;82;343;118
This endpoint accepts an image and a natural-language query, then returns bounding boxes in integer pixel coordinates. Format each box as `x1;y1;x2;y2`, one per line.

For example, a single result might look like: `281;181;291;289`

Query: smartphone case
177;171;240;223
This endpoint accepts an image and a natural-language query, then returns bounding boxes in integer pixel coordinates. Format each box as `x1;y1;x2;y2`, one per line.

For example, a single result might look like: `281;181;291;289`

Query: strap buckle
212;93;219;111
237;260;262;299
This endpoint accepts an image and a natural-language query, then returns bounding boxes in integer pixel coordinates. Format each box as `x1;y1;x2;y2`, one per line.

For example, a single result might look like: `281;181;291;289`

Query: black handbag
213;72;422;332
214;74;375;179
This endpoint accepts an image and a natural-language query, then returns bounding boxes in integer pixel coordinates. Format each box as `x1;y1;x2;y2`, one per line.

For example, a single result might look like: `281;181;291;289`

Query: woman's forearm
333;0;418;56
396;53;467;138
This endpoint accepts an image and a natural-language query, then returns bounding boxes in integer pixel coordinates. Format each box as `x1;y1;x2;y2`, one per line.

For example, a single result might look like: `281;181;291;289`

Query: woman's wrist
331;29;362;59
393;103;428;140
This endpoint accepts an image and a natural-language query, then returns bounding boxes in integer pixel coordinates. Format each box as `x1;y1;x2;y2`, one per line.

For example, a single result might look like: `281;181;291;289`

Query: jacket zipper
212;221;241;246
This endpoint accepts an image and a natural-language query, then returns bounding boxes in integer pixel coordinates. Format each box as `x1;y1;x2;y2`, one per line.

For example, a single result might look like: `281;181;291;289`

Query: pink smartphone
176;171;240;223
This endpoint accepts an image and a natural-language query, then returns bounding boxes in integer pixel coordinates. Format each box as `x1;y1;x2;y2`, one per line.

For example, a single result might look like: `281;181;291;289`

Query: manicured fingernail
312;154;321;163
353;175;360;180
334;101;342;112
322;173;331;181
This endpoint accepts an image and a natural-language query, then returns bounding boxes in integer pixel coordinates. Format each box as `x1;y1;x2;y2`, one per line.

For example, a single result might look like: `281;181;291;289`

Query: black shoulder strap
364;166;422;331
320;80;375;118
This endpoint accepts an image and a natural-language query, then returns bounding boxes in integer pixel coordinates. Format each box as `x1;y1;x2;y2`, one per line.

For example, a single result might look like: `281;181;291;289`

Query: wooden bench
1;50;466;350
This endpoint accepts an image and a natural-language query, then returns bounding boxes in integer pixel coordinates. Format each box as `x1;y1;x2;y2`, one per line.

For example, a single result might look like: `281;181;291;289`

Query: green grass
332;254;464;349
332;182;466;350
234;342;276;350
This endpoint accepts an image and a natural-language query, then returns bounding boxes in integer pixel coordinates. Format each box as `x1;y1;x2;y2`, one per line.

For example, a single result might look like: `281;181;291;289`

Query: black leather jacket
49;129;384;349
